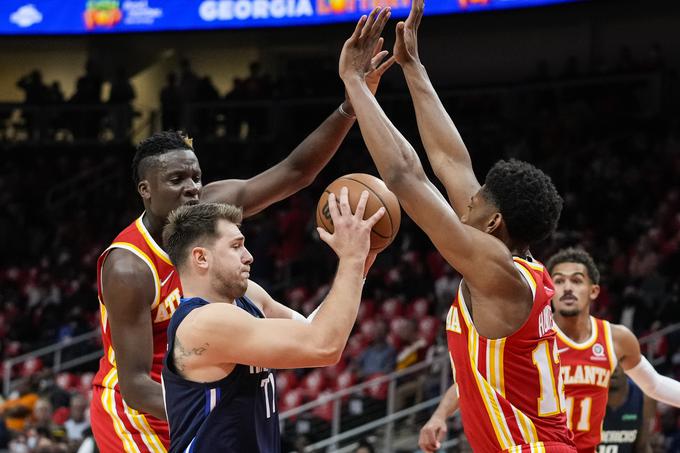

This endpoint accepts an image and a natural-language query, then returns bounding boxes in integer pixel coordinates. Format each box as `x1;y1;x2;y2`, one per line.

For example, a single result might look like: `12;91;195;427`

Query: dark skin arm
340;9;530;338
201;53;395;218
100;249;166;420
635;394;655;453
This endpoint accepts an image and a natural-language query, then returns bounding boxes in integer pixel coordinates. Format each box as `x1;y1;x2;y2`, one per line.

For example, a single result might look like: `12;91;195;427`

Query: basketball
316;173;401;252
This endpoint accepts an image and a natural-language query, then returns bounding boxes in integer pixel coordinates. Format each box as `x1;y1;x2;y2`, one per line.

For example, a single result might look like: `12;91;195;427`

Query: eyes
169;174;202;184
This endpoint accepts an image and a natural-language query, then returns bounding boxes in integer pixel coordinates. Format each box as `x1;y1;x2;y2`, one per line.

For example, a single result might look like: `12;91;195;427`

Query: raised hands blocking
316;187;385;263
339;7;393;84
394;0;424;66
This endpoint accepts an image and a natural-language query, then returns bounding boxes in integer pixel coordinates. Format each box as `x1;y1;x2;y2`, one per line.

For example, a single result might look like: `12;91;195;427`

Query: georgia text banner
1;0;577;35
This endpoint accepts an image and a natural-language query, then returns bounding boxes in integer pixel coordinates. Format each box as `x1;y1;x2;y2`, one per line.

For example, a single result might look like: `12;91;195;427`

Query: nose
185;180;200;196
243;247;254;265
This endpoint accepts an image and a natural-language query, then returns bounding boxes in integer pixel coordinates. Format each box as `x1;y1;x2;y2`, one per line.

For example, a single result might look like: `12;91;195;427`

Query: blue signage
0;0;578;35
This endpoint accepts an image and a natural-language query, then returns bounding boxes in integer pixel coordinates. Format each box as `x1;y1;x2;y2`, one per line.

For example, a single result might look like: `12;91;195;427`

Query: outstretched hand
317;188;385;262
394;0;424;66
339;7;392;84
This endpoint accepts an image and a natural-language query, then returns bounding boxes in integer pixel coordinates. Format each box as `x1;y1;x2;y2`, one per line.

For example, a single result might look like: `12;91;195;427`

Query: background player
598;365;655;453
548;248;680;452
161;193;384;452
91;60;394;453
340;4;573;451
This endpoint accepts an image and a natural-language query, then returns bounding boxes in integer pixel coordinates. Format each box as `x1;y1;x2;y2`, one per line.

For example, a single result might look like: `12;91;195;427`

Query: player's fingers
353;191;369;220
396;21;405;43
365;206;385;228
338;186;352;217
326;192;340;223
372;37;384;56
361;7;380;39
350;15;367;42
372;7;391;38
316;227;332;245
418;430;437;452
414;0;424;29
370;50;389;69
376;55;396;74
436;425;447;442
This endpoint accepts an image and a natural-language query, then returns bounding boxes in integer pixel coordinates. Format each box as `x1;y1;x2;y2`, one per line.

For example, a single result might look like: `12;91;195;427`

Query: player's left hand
339;7;392;85
341;36;396;116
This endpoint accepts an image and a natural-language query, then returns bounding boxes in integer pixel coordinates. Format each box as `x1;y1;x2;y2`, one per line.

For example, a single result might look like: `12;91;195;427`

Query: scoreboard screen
0;0;580;35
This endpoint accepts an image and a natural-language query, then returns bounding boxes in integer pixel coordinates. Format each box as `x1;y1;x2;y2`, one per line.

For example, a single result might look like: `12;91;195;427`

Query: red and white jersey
91;213;182;452
446;257;575;452
555;317;617;452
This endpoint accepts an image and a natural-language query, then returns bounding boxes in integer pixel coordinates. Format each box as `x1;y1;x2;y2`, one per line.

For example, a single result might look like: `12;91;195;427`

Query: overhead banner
1;0;578;35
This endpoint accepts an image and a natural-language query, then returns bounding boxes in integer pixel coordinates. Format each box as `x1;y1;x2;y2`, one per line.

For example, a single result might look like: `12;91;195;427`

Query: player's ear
191;247;209;270
589;283;600;301
138;179;151;200
486;212;503;234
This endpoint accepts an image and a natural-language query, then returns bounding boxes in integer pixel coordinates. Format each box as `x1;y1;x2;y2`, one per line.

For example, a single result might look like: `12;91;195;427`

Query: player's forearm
120;374;167;420
432;384;459;420
280;106;355;187
310;257;365;362
401;63;472;174
625;356;680;407
344;78;425;193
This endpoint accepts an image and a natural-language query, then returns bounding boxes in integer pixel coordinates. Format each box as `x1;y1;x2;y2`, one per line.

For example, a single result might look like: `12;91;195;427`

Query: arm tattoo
174;336;209;372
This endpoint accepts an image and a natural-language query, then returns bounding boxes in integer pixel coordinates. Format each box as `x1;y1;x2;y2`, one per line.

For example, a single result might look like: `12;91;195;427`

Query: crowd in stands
1;43;680;452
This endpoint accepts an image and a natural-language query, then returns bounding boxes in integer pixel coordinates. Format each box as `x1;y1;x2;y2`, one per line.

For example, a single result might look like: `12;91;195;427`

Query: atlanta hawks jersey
556;317;617;452
446;256;575;452
91;213;183;453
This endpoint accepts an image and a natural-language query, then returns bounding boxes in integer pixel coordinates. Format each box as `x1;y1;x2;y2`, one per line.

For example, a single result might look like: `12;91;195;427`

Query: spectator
355;320;396;379
64;394;90;445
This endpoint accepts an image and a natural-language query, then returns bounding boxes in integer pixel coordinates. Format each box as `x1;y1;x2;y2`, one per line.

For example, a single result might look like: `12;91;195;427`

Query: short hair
163;203;243;271
546;247;600;284
132;131;194;185
482;159;563;246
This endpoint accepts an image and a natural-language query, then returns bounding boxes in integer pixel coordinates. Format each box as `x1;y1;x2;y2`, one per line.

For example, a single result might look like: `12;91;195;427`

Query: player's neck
182;280;234;305
555;312;592;343
607;384;629;410
142;211;166;246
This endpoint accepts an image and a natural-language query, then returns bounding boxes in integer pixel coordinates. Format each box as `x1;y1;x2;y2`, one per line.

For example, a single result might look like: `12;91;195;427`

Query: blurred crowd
1;44;680;452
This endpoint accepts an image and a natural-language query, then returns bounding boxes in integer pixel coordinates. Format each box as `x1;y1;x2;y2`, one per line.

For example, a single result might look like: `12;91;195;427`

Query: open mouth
184;199;199;206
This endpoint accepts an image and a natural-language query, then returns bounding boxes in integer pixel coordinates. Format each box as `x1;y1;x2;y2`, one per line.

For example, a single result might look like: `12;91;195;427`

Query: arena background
1;0;679;451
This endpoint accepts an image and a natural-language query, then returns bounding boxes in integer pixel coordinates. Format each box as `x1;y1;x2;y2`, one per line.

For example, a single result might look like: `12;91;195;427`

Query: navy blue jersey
598;379;644;453
162;297;280;453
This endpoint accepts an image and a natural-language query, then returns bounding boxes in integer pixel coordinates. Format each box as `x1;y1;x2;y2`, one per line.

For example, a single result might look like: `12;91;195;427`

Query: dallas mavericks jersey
598;379;644;453
162;297;280;453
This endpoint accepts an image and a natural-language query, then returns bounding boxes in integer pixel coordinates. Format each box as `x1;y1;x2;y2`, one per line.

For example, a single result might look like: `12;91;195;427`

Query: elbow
118;380;142;410
310;333;344;367
383;165;424;194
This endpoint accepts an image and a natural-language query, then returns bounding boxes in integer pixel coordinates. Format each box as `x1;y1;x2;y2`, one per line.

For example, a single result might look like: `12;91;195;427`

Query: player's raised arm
339;9;515;288
200;50;395;219
393;0;480;215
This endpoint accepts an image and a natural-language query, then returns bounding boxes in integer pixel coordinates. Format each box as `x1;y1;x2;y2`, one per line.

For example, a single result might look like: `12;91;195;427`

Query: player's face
551;262;600;318
144;150;202;221
209;220;253;300
460;187;499;233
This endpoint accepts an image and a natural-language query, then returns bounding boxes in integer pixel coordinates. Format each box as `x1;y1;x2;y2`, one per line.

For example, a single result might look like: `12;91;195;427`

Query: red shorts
90;385;169;453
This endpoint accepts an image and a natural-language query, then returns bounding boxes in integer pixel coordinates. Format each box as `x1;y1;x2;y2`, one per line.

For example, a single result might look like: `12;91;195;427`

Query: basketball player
598;366;655;453
91;61;394;453
341;4;573;451
161;195;384;452
547;248;680;453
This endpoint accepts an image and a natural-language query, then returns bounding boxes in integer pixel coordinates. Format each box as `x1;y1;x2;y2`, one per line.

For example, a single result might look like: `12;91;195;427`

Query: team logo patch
592;343;604;356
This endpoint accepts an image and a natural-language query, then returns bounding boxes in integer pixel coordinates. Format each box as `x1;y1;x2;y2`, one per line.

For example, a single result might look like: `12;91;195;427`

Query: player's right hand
317;187;384;262
418;415;447;453
394;0;424;66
